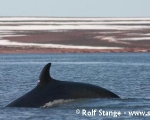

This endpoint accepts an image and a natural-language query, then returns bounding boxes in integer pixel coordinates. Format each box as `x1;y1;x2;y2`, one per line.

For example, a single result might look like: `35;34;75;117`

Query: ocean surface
0;53;150;120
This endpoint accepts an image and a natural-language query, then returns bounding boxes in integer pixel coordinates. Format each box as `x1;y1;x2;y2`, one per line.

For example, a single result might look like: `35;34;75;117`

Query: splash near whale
6;63;119;108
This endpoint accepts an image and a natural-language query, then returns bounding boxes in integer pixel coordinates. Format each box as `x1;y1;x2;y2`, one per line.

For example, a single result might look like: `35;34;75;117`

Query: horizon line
0;16;150;18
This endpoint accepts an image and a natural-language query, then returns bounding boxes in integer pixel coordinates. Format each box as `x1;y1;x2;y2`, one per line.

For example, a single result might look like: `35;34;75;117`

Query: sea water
0;53;150;120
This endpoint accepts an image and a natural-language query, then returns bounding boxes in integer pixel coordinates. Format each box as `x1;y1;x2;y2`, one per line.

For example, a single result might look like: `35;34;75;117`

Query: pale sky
0;0;150;17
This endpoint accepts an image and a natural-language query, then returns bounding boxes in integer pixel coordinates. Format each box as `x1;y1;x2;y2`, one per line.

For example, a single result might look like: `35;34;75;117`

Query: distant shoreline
0;46;148;54
0;17;150;54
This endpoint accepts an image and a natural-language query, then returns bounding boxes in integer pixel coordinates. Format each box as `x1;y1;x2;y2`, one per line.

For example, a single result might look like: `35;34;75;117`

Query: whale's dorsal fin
38;63;52;85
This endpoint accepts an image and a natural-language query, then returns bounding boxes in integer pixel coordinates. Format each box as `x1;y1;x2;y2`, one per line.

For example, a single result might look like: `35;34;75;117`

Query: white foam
0;40;123;49
42;99;74;108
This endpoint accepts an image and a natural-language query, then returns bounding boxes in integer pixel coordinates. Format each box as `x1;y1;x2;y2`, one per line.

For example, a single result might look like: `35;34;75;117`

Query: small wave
42;99;74;108
0;61;48;65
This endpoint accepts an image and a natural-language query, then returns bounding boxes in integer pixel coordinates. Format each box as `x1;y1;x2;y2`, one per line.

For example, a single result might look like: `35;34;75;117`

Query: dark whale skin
6;63;120;108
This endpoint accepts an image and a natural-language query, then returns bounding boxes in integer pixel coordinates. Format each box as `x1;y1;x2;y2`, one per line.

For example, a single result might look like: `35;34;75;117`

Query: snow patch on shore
0;40;123;49
0;25;148;31
0;35;26;38
120;37;150;41
1;21;150;25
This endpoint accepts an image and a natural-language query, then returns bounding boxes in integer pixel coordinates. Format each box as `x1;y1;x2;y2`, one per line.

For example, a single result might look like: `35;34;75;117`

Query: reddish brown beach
0;17;150;54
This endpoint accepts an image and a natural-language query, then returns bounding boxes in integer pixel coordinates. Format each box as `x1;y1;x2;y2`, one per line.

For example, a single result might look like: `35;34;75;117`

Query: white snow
0;25;148;31
0;40;123;49
142;33;150;36
1;21;150;25
0;17;150;48
119;37;150;41
0;35;26;38
0;17;150;31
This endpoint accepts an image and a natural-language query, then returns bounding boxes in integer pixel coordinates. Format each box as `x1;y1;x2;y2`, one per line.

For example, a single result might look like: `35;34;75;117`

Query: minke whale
6;63;119;108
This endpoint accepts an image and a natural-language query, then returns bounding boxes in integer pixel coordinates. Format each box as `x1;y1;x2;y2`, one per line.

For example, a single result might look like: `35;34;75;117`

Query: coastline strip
0;40;123;50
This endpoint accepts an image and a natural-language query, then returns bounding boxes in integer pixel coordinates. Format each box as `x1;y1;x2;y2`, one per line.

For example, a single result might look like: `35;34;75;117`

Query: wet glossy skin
6;63;119;108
